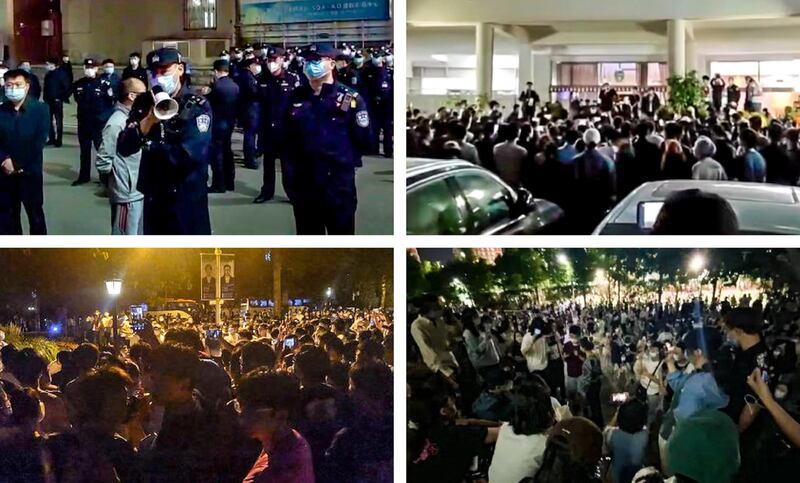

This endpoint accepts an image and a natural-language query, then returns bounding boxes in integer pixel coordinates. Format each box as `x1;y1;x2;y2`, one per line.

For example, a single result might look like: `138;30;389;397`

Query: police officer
229;47;244;82
284;43;371;235
254;46;300;204
71;59;107;185
117;47;213;235
238;57;262;169
365;50;393;157
206;59;239;193
61;52;74;85
348;51;367;93
43;57;71;147
122;52;148;85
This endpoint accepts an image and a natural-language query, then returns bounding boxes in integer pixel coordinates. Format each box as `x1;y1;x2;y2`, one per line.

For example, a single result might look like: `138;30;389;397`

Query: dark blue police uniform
43;64;71;146
71;60;108;184
366;65;393;157
237;63;261;169
284;80;371;235
256;50;301;202
206;62;240;192
117;49;213;235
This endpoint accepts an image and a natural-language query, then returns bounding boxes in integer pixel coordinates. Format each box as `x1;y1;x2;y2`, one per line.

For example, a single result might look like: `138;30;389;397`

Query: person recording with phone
462;309;501;382
117;47;213;235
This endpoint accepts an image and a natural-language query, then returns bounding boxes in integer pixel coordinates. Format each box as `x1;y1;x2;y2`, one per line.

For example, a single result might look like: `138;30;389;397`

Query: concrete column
533;52;552;103
667;19;686;76
476;22;494;99
685;39;698;74
518;43;532;94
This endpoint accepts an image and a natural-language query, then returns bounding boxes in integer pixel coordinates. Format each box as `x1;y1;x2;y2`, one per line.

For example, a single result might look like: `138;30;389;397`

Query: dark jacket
207;75;239;125
43;67;72;102
0;95;50;174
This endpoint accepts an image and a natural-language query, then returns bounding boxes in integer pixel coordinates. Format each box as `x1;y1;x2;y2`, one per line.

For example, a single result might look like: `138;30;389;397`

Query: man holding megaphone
117;47;212;235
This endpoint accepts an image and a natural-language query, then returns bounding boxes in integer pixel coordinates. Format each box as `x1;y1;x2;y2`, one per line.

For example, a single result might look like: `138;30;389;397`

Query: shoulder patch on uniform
196;114;210;133
293;102;303;107
356;110;370;128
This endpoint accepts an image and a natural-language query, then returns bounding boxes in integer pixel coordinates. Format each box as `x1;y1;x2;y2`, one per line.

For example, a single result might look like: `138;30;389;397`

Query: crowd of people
0;304;394;482
408;290;800;482
407;78;799;234
0;40;393;235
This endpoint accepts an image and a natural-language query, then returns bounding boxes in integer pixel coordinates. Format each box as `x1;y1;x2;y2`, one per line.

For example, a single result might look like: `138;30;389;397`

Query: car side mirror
516;188;537;213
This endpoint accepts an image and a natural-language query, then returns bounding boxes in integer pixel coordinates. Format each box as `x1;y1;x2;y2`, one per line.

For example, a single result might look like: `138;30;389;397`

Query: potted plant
666;71;708;119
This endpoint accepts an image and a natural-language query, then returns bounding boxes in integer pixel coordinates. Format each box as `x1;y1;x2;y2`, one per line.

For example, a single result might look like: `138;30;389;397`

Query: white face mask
46;64;56;71
85;68;97;78
251;65;262;76
268;62;281;74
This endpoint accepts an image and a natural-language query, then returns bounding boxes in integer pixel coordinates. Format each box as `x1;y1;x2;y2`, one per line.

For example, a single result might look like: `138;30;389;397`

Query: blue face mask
303;60;329;80
354;57;364;67
153;73;178;94
103;67;115;75
5;86;26;103
20;65;31;73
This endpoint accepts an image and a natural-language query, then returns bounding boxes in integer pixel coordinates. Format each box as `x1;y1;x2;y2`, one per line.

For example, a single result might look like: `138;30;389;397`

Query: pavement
23;103;394;235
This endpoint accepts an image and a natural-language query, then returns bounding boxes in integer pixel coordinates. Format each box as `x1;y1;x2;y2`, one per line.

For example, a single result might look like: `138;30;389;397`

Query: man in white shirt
410;298;457;378
493;123;528;187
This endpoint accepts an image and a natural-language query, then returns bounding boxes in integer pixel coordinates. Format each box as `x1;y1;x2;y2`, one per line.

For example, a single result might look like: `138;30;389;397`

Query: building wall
62;0;236;65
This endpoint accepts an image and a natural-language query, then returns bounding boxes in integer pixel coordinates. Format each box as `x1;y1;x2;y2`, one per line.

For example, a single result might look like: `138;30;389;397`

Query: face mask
268;62;281;74
221;55;230;61
371;57;383;66
354;58;364;67
385;55;394;67
343;47;352;57
252;65;262;76
5;86;26;103
103;67;115;75
20;65;31;73
304;60;329;80
46;64;56;71
62;57;70;63
235;54;243;60
153;72;178;94
85;68;97;78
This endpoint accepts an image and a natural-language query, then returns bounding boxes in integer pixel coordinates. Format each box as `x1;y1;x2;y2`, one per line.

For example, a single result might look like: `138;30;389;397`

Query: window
153;41;190;58
407;179;468;235
451;171;514;233
185;0;217;30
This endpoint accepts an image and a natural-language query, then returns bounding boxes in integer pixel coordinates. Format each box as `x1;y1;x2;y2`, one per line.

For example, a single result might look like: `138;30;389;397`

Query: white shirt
488;423;548;483
692;158;728;181
411;315;457;377
520;332;548;372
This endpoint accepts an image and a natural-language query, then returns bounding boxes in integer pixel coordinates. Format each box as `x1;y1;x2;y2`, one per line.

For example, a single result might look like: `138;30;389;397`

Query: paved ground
23;103;393;235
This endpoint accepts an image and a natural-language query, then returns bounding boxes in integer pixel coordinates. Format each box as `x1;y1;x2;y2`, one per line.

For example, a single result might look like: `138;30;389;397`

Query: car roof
597;180;800;234
406;158;481;186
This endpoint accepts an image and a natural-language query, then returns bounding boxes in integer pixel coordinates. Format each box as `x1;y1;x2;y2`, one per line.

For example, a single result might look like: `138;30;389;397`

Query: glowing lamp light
556;253;569;266
105;279;122;296
688;255;706;274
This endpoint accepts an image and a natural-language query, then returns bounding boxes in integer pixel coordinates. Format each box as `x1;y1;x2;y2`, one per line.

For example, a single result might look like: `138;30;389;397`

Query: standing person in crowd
283;43;371;235
533;417;603;483
237;369;315;482
520;81;541;120
727;77;741;110
42;57;71;148
577;338;603;428
739;128;767;182
0;68;49;235
71;58;108;186
568;128;615;233
710;74;726;113
745;76;762;112
206;59;240;193
493;123;527;187
117;47;212;235
254;46;300;204
96;77;147;235
599;83;617;113
238;57;262;170
604;399;649;483
634;340;664;425
640;87;660;118
411;296;458;382
691;136;727;180
122;52;148;84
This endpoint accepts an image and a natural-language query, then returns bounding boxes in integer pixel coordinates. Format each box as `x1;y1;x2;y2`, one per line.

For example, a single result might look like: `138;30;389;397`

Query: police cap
146;48;182;70
267;46;286;59
302;43;339;60
83;58;97;67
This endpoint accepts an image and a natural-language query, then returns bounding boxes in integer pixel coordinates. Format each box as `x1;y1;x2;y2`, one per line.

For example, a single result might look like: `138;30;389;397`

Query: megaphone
151;85;179;121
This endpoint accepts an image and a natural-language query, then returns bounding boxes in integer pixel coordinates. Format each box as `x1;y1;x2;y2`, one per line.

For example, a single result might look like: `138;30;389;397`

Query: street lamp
557;253;569;266
688;254;706;274
105;279;122;350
